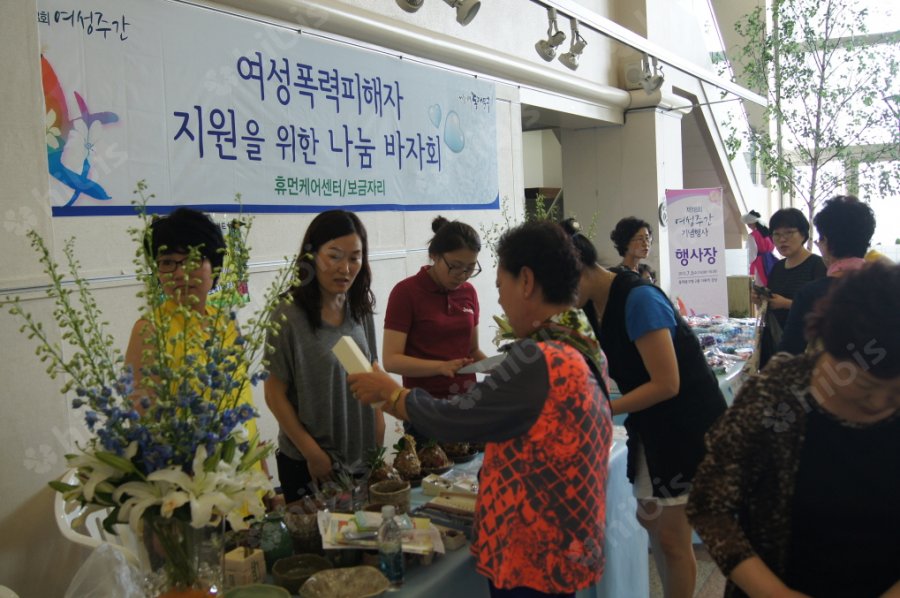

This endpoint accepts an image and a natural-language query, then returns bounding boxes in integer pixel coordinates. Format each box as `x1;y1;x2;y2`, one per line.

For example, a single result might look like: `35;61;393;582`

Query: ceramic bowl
271;554;333;594
368;480;411;514
223;584;291;598
299;565;390;598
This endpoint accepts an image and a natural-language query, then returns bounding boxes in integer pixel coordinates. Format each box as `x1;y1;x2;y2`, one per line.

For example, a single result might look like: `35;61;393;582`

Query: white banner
37;0;499;216
665;188;727;316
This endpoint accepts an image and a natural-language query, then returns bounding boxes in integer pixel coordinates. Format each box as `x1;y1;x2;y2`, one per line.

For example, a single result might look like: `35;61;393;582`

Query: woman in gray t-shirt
265;210;384;503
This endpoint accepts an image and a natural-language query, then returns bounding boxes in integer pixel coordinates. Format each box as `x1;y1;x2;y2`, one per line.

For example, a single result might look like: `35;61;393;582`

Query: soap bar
332;336;372;374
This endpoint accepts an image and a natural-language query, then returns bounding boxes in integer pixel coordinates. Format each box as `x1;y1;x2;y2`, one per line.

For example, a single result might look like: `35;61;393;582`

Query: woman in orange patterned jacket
350;221;613;598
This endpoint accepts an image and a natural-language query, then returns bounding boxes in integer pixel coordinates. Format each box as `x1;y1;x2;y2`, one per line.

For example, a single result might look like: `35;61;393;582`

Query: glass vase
141;511;225;598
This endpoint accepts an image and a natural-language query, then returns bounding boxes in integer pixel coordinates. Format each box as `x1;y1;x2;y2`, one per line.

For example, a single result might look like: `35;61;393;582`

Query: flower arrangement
6;183;294;540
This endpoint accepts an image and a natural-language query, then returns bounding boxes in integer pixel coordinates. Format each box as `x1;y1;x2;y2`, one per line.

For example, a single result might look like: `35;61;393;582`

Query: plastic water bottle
378;505;404;585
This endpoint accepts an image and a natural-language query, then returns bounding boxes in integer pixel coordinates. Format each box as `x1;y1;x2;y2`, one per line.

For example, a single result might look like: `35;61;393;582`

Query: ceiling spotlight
395;0;424;13
535;8;566;62
640;54;665;93
558;19;587;71
444;0;481;25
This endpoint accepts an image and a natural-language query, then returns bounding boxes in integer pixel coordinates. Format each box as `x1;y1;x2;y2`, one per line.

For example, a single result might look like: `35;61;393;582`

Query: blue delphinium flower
84;410;99;430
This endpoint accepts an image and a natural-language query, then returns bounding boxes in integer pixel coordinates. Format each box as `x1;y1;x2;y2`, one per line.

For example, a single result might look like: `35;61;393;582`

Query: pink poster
665;188;727;316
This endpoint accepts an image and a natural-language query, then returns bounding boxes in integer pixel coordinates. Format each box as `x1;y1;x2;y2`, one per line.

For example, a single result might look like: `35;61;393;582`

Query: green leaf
94;451;137;474
49;480;79;493
102;506;121;535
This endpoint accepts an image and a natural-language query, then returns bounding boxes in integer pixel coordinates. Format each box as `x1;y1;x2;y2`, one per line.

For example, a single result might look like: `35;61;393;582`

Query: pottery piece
299;565;390;598
367;480;411;515
222;584;291;598
271;554;333;594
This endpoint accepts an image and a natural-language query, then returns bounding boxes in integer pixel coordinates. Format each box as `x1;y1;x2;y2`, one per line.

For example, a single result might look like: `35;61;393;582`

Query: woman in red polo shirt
383;217;488;415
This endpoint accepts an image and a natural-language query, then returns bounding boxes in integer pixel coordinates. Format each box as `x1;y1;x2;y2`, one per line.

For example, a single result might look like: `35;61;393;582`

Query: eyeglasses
772;229;800;241
441;255;482;278
157;257;193;273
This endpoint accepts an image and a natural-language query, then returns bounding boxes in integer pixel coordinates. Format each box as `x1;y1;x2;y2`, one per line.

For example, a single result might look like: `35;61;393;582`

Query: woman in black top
756;208;826;369
564;218;727;598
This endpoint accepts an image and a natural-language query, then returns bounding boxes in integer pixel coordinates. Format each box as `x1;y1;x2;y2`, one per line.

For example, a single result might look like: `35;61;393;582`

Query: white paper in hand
332;336;372;374
332;336;384;409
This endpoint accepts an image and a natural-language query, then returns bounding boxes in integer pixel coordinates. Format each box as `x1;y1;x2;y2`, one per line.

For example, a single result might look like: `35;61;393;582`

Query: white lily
159;490;190;518
114;480;166;530
68;442;138;502
141;444;270;529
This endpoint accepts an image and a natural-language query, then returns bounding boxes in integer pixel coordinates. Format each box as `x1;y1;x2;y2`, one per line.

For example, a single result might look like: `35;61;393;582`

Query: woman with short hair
755;207;826;369
778;196;875;355
349;221;613;598
688;262;900;597
610;216;653;274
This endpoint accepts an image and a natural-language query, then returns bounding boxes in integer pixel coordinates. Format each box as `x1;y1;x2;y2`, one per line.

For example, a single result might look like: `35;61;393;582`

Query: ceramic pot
367;480;411;515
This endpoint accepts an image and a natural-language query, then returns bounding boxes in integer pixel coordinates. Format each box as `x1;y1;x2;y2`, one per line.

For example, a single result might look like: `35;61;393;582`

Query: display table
397;437;648;597
718;361;745;406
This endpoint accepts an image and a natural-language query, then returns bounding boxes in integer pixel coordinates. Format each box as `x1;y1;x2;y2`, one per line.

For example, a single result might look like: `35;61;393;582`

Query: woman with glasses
610;216;653;274
755;208;826;369
264;210;384;502
125;207;264;467
779;196;875;356
383;217;488;430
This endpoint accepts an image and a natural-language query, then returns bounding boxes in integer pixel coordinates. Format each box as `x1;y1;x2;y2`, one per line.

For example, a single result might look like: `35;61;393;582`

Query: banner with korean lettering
666;188;727;316
37;0;499;216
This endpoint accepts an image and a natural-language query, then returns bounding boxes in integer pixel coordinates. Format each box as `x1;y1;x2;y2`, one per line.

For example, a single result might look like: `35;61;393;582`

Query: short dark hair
148;208;226;282
289;210;375;330
610;217;652;257
496;221;581;305
428;216;481;255
769;208;811;242
637;263;657;281
813;195;875;258
807;262;900;379
561;218;598;266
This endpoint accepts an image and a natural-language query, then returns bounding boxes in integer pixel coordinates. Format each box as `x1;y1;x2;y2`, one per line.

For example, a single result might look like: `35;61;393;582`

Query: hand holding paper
347;361;402;411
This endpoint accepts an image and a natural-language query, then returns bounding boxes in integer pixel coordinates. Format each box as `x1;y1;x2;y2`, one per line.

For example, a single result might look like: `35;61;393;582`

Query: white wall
523;130;545;189
522;129;563;189
0;2;90;595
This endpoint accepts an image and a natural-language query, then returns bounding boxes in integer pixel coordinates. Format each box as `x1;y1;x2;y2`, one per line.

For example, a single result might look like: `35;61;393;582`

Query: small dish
223;584;291;598
272;554;333;594
299;565;390;598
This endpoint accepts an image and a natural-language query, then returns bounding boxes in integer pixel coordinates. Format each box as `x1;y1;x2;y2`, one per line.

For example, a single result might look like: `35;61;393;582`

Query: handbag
743;298;783;375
